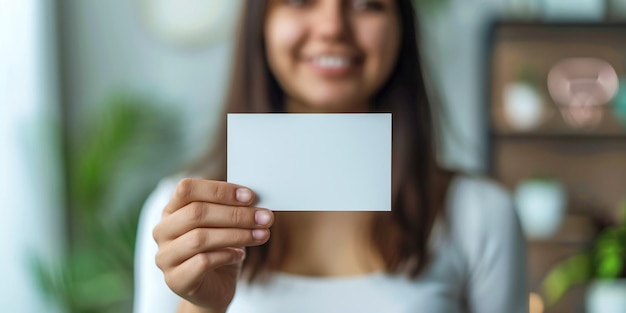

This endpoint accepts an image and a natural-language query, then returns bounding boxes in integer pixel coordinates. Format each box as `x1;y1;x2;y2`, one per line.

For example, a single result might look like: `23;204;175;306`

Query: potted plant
31;92;184;313
540;200;626;313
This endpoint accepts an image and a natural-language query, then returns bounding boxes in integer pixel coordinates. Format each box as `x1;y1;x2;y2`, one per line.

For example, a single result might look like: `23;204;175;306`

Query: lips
311;55;352;68
306;54;362;77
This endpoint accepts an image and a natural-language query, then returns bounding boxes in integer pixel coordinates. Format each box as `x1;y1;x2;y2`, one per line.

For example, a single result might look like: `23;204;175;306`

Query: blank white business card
227;113;391;211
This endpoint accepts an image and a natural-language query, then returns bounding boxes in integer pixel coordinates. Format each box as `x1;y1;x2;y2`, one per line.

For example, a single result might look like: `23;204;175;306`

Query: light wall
0;1;64;312
58;0;239;165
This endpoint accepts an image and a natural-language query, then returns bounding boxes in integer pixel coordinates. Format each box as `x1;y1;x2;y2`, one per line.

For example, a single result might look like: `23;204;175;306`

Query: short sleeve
133;177;181;313
449;176;528;313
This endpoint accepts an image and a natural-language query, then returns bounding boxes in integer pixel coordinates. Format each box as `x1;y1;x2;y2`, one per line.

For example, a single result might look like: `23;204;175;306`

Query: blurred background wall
0;1;64;312
57;0;237;165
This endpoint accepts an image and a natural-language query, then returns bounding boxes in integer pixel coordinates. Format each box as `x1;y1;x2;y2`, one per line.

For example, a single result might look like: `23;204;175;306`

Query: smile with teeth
311;55;352;69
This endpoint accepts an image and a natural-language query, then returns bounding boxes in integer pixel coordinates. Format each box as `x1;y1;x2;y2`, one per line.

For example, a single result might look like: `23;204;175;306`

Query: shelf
527;213;598;246
529;239;593;247
487;22;626;313
491;132;626;140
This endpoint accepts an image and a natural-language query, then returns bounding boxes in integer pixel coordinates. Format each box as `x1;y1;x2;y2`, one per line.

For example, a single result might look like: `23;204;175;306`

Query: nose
312;1;350;42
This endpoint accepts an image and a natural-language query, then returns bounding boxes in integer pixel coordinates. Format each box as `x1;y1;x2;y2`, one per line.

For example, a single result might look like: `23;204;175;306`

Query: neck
275;211;387;277
285;98;369;113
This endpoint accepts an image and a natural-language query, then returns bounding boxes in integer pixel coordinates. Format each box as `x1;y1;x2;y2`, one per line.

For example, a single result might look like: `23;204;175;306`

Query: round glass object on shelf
547;57;619;130
514;178;567;239
503;82;545;131
138;0;241;47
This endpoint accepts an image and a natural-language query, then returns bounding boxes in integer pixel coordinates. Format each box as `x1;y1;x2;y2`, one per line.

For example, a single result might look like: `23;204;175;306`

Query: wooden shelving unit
485;22;626;313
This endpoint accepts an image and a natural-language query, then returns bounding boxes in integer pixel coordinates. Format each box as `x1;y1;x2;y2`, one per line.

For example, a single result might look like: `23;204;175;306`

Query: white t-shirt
133;175;528;313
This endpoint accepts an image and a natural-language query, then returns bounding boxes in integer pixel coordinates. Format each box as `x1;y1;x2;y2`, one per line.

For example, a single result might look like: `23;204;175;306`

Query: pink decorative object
547;58;619;129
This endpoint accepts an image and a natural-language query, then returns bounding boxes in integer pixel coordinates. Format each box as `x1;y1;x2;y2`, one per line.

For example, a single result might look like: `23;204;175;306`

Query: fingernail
255;211;271;226
236;188;252;203
252;229;268;240
236;249;246;262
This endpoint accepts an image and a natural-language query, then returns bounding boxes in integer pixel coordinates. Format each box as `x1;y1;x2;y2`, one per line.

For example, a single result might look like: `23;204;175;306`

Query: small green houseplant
540;201;626;311
32;92;183;313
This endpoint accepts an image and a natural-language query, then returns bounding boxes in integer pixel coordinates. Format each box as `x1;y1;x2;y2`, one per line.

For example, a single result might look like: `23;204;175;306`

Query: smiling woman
133;1;528;313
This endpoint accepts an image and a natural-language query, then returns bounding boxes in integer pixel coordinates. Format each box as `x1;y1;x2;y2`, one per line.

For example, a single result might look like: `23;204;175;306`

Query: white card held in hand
227;113;391;211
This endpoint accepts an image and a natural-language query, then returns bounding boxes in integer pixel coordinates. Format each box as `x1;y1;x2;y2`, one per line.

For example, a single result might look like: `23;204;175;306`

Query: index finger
163;178;256;215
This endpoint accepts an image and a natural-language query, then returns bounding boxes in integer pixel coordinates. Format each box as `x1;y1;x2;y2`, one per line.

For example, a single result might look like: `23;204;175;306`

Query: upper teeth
314;56;350;68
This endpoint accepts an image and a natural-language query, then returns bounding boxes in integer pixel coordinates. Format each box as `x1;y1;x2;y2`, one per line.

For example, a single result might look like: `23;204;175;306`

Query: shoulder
133;174;187;313
447;174;516;229
445;174;523;264
442;175;528;312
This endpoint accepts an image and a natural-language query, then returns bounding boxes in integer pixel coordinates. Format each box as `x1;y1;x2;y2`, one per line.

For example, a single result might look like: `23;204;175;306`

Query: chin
303;95;366;113
306;102;358;113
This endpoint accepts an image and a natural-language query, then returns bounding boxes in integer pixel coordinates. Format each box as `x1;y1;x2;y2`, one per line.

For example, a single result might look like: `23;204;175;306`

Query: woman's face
264;0;401;112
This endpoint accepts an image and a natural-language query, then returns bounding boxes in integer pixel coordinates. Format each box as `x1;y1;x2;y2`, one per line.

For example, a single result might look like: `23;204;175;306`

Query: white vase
503;83;544;131
586;280;626;313
514;179;567;239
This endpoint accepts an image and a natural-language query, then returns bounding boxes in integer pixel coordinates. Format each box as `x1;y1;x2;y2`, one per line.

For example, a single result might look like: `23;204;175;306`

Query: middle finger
157;202;274;241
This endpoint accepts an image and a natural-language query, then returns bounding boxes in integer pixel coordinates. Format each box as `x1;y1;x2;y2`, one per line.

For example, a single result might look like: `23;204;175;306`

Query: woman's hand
152;178;274;312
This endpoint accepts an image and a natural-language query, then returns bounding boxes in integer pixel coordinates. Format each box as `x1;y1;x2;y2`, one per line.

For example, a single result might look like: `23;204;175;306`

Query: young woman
134;0;528;312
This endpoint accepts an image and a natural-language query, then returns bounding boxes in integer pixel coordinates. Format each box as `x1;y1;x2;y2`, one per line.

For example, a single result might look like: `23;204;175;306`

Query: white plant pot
514;179;566;239
503;83;544;131
586;280;626;313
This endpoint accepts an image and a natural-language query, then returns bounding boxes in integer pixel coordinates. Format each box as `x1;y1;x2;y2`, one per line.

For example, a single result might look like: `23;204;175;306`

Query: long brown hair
193;0;454;281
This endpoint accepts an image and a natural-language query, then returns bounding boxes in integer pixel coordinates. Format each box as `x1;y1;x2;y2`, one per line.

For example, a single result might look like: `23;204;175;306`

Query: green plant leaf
596;253;624;279
541;253;592;306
